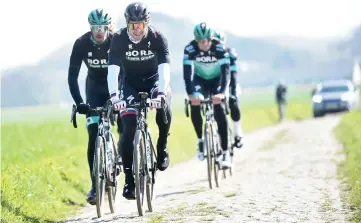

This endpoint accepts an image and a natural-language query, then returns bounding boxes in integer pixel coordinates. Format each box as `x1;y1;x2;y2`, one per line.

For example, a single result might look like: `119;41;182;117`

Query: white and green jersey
183;39;230;80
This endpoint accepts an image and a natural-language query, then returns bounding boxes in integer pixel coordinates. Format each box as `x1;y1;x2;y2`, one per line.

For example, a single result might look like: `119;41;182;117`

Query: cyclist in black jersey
107;2;172;200
67;8;121;205
183;22;232;168
214;30;244;148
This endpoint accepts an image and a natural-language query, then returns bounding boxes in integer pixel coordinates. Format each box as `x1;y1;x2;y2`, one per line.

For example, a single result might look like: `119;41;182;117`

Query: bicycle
184;96;232;189
71;100;121;218
122;92;168;216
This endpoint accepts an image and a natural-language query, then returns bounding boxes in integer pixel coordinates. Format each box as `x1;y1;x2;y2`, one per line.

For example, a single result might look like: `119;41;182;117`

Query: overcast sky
2;0;361;71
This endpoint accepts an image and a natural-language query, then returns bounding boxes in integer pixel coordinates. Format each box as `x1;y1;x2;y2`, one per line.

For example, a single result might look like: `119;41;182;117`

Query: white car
312;80;360;117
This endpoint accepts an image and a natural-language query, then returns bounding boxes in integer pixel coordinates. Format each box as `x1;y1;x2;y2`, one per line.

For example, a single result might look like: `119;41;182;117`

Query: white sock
198;138;204;143
233;121;243;138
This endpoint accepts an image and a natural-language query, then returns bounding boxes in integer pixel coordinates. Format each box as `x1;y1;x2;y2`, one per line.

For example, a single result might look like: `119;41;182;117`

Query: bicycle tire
222;127;233;179
146;131;156;212
95;136;106;218
228;127;233;177
212;124;221;188
204;122;213;189
134;130;146;216
108;132;118;214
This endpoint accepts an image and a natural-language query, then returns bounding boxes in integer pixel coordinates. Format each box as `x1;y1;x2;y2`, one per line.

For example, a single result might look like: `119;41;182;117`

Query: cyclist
275;79;288;121
183;22;231;168
107;2;172;200
213;31;244;149
67;8;121;205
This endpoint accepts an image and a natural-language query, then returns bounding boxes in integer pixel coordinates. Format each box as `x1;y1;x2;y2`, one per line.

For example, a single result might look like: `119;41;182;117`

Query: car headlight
312;95;322;103
341;93;352;101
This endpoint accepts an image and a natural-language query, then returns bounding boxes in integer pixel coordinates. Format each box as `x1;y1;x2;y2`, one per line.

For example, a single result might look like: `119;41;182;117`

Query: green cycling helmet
214;30;226;44
88;8;112;25
193;22;213;40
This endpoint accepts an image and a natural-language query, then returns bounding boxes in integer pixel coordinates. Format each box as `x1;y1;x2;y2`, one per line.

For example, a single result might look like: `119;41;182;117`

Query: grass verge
335;110;361;222
1;88;311;222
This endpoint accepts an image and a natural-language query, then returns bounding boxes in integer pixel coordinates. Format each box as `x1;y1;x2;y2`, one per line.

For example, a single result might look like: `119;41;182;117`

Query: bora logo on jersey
126;50;155;61
87;59;108;68
195;56;218;63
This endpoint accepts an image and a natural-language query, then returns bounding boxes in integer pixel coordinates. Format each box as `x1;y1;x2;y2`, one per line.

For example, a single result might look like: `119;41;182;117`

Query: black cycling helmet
124;2;150;22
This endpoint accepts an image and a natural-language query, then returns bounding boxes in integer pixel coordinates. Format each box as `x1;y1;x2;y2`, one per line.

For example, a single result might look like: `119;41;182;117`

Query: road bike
71;100;120;218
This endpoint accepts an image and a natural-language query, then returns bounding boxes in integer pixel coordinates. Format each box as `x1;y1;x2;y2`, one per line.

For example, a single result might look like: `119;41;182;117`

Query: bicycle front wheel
95;136;106;218
146;131;156;212
212;124;222;188
107;133;119;214
133;130;146;216
204;122;213;189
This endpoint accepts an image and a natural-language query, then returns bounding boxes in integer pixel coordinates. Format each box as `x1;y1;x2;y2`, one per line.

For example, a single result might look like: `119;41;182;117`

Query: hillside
337;24;361;59
1;13;358;107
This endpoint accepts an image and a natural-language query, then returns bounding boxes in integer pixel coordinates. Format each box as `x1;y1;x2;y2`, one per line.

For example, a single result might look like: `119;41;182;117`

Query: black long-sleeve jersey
67;32;113;104
108;26;170;83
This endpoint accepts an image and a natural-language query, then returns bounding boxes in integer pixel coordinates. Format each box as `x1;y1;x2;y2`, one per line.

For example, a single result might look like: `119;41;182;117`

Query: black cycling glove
77;103;90;115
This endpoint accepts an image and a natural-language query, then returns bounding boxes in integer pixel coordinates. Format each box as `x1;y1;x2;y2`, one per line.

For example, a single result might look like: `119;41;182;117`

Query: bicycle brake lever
71;104;78;128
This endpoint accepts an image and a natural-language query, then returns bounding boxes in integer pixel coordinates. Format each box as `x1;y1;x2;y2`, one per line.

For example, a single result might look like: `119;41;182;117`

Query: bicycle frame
71;101;117;185
134;98;155;173
126;92;168;173
96;108;115;184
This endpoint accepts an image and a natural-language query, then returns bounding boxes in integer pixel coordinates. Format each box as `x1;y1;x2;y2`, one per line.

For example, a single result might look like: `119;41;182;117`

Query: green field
1;86;312;223
335;110;361;222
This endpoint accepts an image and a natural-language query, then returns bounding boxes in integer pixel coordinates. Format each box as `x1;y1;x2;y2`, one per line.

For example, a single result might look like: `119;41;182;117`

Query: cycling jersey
183;39;230;95
108;26;170;96
68;31;114;105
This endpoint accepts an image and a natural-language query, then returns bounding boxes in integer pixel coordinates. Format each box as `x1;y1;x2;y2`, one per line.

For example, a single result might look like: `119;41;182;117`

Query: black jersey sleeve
183;42;196;95
118;66;124;90
154;30;170;64
229;47;238;96
108;31;122;67
215;43;230;94
68;38;84;105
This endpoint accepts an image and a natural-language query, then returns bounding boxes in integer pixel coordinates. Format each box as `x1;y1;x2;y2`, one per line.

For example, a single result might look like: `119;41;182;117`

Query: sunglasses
196;38;212;44
127;22;146;31
90;25;109;32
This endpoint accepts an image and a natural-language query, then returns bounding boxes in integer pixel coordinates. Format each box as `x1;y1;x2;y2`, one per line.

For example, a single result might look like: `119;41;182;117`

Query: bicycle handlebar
184;97;229;118
71;99;115;128
70;93;169;128
125;96;168;125
185;98;225;105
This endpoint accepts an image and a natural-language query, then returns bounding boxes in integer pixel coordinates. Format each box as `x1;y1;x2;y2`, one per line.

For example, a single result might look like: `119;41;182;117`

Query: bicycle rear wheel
107;133;119;214
228;127;233;176
223;127;233;178
204;122;213;189
146;131;156;212
133;130;146;216
95;136;106;218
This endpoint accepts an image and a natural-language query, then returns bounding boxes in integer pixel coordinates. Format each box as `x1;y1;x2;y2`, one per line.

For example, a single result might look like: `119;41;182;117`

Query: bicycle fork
145;129;157;185
104;132;117;187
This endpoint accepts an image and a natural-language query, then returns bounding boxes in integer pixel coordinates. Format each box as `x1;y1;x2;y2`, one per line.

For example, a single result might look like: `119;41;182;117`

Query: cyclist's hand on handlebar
110;97;126;111
212;93;224;104
189;92;204;106
150;94;165;109
77;103;90;114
